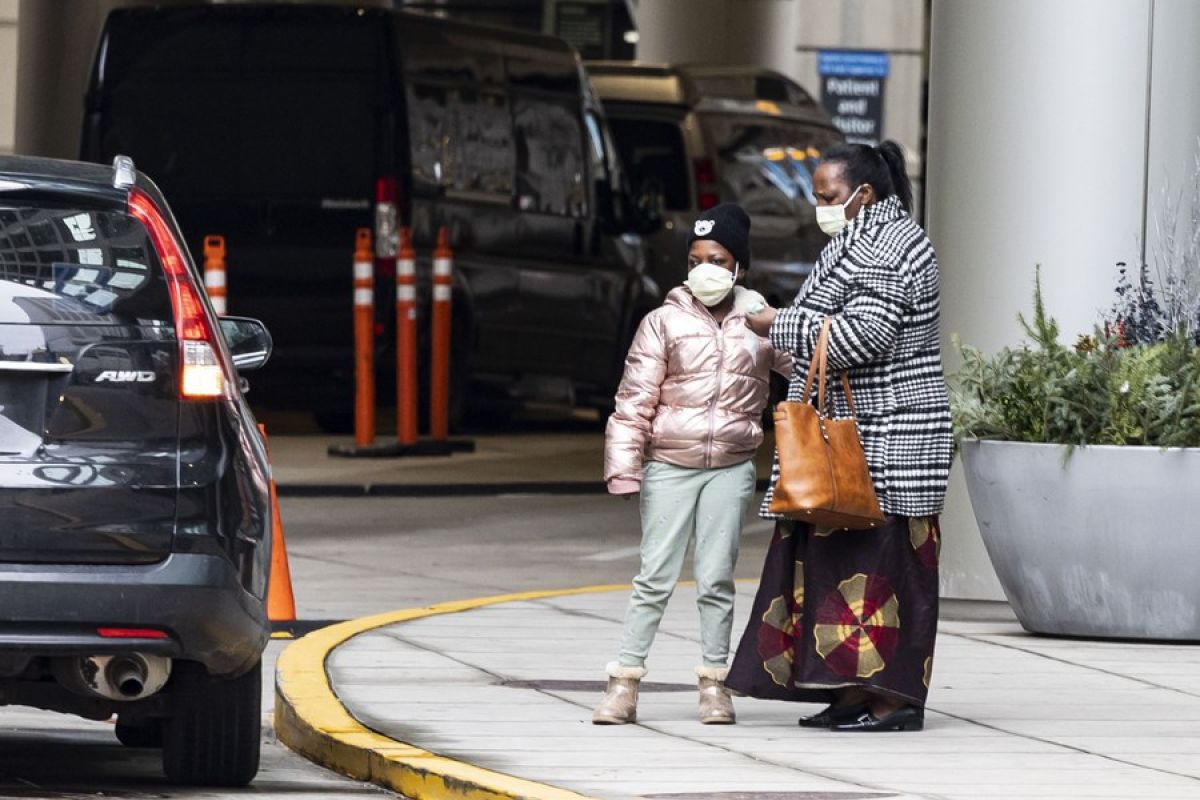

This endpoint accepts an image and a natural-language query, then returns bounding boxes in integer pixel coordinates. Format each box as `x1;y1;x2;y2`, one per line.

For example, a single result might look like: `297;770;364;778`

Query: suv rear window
0;207;172;327
701;115;843;218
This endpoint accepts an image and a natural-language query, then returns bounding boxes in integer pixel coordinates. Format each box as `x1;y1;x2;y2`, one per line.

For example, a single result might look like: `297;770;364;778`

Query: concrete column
925;0;1200;599
14;0;114;158
1144;0;1200;261
635;0;797;77
0;0;18;154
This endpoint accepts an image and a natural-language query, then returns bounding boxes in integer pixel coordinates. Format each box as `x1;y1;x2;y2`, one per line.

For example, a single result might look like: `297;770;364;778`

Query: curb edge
274;586;630;800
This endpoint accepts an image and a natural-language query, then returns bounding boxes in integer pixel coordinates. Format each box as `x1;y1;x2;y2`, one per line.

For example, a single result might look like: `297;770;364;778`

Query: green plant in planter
954;148;1200;449
951;269;1200;448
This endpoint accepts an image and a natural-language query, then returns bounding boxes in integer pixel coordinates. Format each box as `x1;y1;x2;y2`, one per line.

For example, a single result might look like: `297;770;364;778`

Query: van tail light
375;176;398;260
128;188;229;400
694;158;719;210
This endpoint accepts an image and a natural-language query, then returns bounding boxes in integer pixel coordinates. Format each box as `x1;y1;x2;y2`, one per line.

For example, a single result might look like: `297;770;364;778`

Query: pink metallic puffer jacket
605;287;791;492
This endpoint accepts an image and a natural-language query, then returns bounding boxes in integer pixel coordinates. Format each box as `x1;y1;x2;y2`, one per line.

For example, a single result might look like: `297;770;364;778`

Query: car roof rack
112;155;136;189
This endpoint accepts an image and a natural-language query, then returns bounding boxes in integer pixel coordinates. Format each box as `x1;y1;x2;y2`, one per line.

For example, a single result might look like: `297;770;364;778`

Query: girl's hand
745;306;777;338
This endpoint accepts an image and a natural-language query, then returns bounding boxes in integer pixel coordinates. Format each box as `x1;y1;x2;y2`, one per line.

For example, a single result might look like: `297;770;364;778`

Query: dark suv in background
0;155;274;786
587;63;844;308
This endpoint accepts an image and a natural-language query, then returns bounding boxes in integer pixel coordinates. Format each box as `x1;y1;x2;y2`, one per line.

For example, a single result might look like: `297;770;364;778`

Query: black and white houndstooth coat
763;194;953;519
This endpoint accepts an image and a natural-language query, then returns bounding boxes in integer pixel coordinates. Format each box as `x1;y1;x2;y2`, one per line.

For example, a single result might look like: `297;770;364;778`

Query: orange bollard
353;228;375;448
203;235;227;316
430;227;453;441
395;227;418;446
258;425;295;623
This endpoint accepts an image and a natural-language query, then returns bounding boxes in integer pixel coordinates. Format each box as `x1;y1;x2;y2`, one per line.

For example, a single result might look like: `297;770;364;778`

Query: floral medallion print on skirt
728;516;940;707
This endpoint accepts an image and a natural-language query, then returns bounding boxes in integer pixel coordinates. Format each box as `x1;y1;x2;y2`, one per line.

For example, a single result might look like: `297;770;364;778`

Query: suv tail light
694;158;719;210
128;189;230;400
182;340;225;398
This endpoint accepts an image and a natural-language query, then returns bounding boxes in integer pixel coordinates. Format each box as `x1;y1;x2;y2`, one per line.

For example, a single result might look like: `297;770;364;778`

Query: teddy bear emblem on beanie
694;220;715;236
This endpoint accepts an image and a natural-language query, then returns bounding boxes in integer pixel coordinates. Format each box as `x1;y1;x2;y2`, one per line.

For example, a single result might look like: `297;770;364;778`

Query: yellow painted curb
274;585;633;800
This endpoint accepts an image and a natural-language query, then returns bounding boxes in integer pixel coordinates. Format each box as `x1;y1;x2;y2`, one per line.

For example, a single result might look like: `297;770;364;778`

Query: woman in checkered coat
726;141;952;733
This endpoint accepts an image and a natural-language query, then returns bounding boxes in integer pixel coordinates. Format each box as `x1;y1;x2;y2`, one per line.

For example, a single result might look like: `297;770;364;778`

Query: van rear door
0;204;179;564
83;6;388;413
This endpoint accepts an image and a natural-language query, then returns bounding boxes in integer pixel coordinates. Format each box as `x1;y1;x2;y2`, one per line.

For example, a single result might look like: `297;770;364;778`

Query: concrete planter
960;439;1200;640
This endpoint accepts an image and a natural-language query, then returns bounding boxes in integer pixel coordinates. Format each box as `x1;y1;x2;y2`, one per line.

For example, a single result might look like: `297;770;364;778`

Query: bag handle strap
801;318;858;418
801;318;830;408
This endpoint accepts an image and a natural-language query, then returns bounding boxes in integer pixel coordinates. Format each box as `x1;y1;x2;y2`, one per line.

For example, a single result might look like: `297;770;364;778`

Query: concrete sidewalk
267;432;774;492
280;584;1200;800
269;432;604;490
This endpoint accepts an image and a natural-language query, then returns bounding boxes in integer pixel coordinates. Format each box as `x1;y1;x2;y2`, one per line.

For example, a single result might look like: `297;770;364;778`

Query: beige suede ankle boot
592;662;646;725
696;665;735;724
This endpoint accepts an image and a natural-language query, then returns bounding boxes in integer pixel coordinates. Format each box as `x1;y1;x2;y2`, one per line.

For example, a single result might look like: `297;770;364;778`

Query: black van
82;4;651;427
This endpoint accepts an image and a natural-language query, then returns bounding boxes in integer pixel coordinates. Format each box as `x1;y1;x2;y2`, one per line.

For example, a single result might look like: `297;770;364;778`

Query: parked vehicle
82;4;654;427
0;154;274;786
586;62;844;308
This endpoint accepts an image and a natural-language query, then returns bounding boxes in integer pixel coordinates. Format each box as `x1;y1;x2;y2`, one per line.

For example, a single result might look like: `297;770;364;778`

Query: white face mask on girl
815;184;865;237
684;262;738;306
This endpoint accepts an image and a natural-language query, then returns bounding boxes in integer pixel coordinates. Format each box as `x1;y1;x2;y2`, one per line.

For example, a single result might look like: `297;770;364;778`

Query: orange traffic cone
258;424;296;622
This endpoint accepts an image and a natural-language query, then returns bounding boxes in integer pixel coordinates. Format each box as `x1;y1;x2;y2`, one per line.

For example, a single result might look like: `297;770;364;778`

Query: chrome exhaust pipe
108;656;148;698
53;654;172;701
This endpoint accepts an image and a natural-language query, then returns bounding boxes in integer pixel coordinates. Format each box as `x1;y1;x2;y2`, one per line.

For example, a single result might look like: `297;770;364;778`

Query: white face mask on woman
815;184;865;237
684;262;739;306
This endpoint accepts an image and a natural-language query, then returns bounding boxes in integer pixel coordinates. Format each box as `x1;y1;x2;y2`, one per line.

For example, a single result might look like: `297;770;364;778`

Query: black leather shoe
831;705;924;732
797;702;869;728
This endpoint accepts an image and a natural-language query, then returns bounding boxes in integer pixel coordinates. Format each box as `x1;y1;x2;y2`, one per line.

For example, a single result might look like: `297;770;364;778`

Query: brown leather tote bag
767;318;885;530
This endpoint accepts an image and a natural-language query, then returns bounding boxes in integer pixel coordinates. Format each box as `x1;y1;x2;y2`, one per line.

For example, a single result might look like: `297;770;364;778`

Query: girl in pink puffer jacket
593;203;791;726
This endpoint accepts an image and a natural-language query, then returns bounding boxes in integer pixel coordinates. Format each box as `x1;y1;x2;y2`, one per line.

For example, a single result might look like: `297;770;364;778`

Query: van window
94;14;380;207
406;83;514;200
407;83;449;191
606;118;689;211
0;207;172;326
512;93;587;217
701;115;842;217
457;89;515;199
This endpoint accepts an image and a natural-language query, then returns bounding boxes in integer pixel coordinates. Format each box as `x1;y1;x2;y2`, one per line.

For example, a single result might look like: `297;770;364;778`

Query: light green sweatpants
618;458;758;669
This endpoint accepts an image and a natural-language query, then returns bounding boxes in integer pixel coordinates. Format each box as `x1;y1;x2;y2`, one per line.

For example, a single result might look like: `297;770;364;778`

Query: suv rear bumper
0;553;268;677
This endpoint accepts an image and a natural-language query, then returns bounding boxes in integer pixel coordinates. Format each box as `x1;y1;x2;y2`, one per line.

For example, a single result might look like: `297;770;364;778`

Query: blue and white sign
818;50;890;79
818;50;889;145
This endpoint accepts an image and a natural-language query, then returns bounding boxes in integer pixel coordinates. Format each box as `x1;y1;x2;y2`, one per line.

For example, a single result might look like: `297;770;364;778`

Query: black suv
0;155;274;786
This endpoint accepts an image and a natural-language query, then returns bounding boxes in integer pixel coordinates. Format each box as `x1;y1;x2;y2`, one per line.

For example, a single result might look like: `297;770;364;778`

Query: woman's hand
744;306;778;338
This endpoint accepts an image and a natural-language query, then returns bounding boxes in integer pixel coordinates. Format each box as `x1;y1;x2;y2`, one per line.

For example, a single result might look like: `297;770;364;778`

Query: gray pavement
274;434;1200;800
270;430;607;488
268;431;775;491
329;585;1200;800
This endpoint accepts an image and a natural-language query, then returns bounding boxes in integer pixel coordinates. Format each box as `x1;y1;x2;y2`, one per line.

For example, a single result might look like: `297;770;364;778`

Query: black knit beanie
687;202;751;269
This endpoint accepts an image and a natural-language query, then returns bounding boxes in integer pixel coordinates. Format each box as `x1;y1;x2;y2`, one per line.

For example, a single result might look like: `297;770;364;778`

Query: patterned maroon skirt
727;516;940;708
